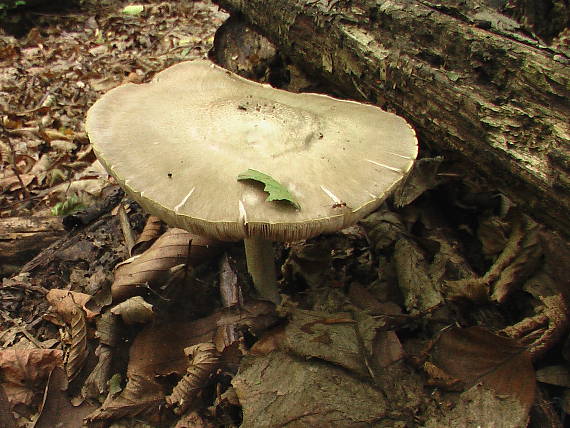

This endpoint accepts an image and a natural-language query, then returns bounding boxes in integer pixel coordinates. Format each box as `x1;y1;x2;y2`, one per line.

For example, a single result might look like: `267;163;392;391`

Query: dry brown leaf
429;326;536;415
131;215;164;256
90;301;275;422
110;296;154;325
111;228;226;301
0;348;63;408
166;343;220;415
64;299;88;382
46;289;98;321
0;173;35;193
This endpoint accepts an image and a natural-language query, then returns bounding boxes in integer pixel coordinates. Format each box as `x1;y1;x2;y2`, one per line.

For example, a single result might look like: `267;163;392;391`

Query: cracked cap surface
86;60;418;241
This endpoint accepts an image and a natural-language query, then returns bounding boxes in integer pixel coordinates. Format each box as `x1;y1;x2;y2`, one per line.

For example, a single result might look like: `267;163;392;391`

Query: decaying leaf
218;253;243;308
111;228;226;301
237;169;301;209
428;326;535;416
233;351;388;427
81;345;113;400
0;348;63;408
166;343;220;415
110;296;154;325
423;384;530;428
251;306;407;382
393;238;443;314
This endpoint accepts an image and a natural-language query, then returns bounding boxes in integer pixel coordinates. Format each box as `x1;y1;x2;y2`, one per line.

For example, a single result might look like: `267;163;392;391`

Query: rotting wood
0;215;65;277
213;0;570;238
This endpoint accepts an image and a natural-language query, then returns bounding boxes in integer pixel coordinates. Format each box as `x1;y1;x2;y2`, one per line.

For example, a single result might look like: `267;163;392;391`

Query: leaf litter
0;2;569;427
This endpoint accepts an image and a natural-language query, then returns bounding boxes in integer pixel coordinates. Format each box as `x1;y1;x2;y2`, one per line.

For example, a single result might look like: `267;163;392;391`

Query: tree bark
214;0;570;238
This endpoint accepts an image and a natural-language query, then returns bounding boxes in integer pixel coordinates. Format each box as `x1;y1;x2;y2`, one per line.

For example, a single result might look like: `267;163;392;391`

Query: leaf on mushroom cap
86;60;418;242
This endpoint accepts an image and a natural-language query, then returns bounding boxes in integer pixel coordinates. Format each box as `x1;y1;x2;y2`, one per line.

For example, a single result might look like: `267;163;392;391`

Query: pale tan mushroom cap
86;60;417;241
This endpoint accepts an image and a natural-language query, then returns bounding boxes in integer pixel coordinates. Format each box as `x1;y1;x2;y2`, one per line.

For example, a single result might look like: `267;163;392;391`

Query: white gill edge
320;185;342;204
365;159;403;173
386;151;414;159
239;200;248;226
174;187;195;212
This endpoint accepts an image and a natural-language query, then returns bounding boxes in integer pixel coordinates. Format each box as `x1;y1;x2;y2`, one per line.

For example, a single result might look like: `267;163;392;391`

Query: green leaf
237;169;301;210
122;5;144;15
51;195;85;216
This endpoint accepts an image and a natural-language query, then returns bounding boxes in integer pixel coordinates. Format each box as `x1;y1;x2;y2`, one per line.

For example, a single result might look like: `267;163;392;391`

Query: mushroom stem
243;237;281;304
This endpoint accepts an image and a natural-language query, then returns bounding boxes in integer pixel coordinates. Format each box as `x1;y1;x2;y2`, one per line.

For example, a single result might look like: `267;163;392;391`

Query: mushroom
86;60;418;304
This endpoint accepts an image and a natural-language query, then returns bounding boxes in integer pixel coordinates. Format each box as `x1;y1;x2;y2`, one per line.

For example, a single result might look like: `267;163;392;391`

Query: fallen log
213;0;570;238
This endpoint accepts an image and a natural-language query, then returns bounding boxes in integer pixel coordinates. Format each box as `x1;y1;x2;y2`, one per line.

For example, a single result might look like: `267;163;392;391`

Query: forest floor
1;1;570;428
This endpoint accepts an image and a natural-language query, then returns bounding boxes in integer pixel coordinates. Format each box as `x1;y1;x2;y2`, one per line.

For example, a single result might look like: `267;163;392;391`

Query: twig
1;123;31;200
183;239;193;283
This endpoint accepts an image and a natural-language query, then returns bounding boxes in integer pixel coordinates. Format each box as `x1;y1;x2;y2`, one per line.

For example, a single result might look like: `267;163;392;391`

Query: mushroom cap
86;60;418;242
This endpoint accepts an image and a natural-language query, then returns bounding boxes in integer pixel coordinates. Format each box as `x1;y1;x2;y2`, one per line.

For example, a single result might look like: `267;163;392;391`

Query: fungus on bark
86;60;418;304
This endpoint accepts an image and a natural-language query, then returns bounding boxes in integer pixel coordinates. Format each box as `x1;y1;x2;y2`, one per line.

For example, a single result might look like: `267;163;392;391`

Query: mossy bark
214;0;570;238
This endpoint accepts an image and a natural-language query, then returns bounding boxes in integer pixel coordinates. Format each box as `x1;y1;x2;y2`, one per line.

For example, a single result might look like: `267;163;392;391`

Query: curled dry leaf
131;215;164;256
64;298;88;382
111;228;226;301
502;293;568;360
166;343;220;415
110;296;155;325
46;289;98;321
445;214;542;303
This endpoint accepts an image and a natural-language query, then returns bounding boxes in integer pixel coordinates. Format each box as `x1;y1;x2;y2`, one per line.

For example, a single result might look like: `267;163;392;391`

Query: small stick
2;124;30;200
183;238;193;283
